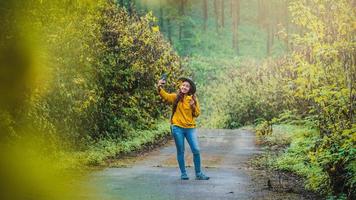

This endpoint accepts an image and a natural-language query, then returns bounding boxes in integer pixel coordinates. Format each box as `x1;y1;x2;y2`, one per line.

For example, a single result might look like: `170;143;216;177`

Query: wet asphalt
81;129;304;200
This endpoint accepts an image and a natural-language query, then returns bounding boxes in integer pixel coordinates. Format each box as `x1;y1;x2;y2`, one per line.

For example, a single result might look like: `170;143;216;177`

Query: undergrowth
77;120;171;166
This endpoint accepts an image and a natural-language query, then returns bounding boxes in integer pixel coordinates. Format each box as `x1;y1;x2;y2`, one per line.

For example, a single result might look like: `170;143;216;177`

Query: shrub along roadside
0;1;187;199
200;1;355;198
255;122;354;200
1;0;183;152
77;120;171;166
0;3;184;198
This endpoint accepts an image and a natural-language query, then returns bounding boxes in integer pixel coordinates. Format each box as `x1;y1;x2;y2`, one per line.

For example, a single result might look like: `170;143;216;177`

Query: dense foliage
1;0;182;146
135;0;287;57
1;0;354;199
205;0;355;198
1;1;185;199
92;4;184;139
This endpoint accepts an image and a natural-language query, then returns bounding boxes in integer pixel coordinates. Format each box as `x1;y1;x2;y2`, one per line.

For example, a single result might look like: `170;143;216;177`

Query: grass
256;124;298;147
255;123;330;195
76;120;171;166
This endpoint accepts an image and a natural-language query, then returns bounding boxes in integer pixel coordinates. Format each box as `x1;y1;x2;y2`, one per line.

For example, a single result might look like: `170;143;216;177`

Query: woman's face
180;81;191;94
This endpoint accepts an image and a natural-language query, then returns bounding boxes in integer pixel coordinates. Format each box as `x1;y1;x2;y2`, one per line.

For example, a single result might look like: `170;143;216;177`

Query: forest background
0;0;355;199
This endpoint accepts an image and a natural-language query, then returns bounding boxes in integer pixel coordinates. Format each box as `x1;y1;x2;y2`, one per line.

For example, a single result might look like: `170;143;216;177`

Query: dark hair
171;80;195;121
171;91;184;122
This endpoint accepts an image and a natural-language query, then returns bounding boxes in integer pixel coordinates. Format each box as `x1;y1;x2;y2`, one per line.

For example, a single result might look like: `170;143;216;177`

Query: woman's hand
157;79;166;88
189;95;197;108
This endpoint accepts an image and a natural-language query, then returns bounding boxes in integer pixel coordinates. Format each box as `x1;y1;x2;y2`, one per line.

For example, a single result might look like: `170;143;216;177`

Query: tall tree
258;0;274;56
266;23;272;56
221;0;225;28
142;0;148;12
178;0;186;41
203;0;208;30
167;18;172;44
283;0;290;51
159;0;164;29
127;0;133;15
232;0;240;54
257;0;265;29
230;0;233;17
214;0;219;32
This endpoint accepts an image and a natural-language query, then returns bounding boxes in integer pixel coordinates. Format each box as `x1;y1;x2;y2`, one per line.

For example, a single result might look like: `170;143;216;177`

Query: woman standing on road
157;77;210;180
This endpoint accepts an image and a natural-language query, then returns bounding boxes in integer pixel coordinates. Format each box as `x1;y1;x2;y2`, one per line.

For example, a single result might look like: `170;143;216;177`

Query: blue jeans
171;125;201;175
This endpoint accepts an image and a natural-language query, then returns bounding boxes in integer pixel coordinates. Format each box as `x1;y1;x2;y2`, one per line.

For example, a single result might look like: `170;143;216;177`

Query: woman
157;77;209;180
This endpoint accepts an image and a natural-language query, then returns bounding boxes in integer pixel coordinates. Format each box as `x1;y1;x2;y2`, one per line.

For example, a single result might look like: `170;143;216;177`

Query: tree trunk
236;0;240;54
345;49;356;127
214;0;219;32
237;0;240;24
257;0;265;28
203;0;208;30
264;0;271;56
230;0;233;16
221;0;225;28
267;24;271;56
142;0;148;12
167;18;172;44
159;0;164;29
232;0;240;54
179;0;185;41
271;25;274;47
127;0;133;15
284;0;290;51
180;0;185;15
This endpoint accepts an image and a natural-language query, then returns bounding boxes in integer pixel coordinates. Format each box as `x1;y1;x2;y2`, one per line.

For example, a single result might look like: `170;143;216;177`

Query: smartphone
161;73;167;81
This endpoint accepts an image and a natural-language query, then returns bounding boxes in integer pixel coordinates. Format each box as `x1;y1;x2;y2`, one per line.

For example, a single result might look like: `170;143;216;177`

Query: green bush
1;0;185;168
202;0;355;198
79;120;170;166
92;4;183;139
1;0;183;146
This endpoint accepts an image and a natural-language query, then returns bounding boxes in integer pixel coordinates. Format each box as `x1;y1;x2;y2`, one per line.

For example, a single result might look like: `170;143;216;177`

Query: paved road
81;129;306;200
